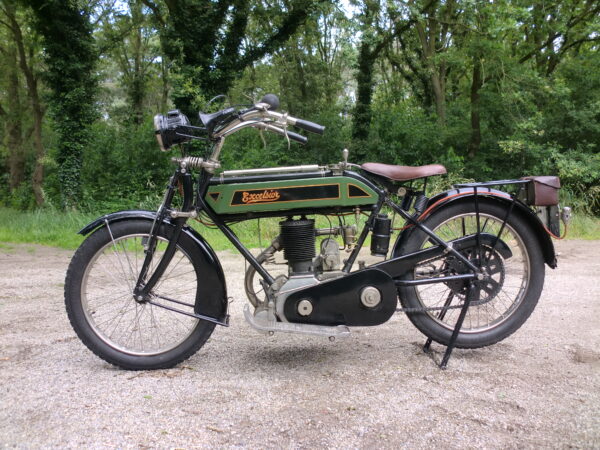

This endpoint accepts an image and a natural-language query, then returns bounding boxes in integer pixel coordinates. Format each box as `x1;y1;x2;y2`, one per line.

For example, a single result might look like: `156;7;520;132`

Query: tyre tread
64;220;215;370
396;200;545;349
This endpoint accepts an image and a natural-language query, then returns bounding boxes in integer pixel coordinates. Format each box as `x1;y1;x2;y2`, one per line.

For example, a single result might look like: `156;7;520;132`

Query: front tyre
396;200;545;348
65;220;216;370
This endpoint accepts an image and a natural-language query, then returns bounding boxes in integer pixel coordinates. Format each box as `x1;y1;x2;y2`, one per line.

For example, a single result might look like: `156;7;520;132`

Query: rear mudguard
392;188;557;268
79;210;229;321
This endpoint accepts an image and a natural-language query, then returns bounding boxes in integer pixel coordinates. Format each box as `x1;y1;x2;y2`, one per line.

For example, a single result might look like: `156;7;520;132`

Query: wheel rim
414;213;531;333
81;234;199;356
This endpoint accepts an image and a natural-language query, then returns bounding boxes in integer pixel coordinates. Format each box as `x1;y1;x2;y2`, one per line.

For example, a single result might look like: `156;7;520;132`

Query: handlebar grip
294;119;325;135
286;130;308;145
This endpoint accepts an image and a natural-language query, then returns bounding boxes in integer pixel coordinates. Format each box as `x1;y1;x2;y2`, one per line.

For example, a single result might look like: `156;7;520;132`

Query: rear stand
422;179;529;369
423;282;478;369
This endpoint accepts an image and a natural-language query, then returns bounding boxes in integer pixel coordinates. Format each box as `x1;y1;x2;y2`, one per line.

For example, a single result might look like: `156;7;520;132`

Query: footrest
243;305;350;339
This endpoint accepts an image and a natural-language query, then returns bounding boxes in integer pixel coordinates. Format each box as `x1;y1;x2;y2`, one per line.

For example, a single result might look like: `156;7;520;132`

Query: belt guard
283;268;397;326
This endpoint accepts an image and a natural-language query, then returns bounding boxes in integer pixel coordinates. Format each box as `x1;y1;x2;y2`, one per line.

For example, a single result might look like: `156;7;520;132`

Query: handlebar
154;94;323;151
212;94;325;142
293;119;325;135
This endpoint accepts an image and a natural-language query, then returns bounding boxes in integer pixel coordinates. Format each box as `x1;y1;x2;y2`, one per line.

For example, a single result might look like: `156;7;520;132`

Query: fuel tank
206;172;378;215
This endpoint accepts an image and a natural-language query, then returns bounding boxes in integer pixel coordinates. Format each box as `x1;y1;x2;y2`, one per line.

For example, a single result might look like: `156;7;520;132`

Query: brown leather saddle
361;162;447;182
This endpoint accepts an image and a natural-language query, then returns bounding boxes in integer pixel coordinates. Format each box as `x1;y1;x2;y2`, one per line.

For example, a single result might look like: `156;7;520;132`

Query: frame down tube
196;174;275;286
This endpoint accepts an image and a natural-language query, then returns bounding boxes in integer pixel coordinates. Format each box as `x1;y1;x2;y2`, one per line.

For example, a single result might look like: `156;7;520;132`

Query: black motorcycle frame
74;96;561;370
88;162;543;368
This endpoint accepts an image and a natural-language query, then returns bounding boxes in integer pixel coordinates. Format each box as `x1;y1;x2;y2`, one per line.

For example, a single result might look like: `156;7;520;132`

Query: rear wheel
65;220;216;370
396;200;545;348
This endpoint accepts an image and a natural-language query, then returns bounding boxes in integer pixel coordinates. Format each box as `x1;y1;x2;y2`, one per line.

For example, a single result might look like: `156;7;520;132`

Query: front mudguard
79;210;229;321
392;188;557;268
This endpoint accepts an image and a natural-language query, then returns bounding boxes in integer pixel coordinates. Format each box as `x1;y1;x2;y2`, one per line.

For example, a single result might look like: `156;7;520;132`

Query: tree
516;0;600;76
28;0;98;209
141;0;326;117
352;1;383;145
0;35;26;193
0;0;46;205
351;1;413;146
98;0;163;124
404;0;461;126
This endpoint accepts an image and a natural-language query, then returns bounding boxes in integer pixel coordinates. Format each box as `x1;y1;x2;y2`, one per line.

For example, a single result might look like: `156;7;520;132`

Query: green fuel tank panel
205;176;378;215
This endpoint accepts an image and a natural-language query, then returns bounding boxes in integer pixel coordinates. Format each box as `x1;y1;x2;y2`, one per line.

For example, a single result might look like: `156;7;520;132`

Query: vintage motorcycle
64;94;570;370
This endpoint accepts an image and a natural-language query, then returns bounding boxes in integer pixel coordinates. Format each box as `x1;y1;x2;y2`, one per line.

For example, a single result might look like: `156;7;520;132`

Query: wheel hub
444;247;505;304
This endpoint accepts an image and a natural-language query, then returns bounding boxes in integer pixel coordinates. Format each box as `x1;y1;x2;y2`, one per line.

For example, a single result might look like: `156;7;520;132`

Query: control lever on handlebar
254;122;308;145
253;94;324;135
284;130;308;145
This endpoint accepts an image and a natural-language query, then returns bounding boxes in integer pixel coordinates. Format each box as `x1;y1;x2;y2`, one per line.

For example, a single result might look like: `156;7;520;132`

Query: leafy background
1;0;599;221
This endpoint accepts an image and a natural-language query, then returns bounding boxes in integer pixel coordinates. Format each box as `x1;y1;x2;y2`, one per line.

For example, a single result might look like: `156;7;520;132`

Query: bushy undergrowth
0;206;598;252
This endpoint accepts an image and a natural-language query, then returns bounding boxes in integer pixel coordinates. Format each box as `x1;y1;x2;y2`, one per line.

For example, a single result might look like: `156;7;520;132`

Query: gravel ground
0;239;599;448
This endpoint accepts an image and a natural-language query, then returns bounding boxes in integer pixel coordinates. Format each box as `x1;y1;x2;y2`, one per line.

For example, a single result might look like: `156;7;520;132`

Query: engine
279;216;358;278
244;216;357;321
273;217;346;320
279;218;317;274
243;215;397;329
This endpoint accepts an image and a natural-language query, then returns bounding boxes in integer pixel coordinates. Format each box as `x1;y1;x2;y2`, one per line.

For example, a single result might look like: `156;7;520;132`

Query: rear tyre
65;220;215;370
396;200;545;348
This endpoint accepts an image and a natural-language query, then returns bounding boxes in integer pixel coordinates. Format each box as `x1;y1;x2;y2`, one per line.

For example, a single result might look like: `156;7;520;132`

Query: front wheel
65;220;216;370
396;200;545;348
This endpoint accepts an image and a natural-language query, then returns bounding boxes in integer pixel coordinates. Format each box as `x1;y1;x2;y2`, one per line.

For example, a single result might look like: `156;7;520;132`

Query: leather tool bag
521;176;560;206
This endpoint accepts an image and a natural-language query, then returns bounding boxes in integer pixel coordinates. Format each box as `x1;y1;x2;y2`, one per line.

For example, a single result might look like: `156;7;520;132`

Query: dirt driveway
0;240;599;448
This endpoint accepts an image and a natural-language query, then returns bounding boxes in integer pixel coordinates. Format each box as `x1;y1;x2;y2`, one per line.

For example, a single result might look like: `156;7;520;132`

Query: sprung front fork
133;169;194;301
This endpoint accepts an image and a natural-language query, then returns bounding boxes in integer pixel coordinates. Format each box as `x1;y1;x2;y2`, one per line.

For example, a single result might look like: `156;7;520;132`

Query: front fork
133;168;194;300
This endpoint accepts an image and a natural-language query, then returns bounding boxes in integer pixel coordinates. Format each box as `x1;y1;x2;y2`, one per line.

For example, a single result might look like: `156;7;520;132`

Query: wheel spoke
407;210;532;334
81;232;200;356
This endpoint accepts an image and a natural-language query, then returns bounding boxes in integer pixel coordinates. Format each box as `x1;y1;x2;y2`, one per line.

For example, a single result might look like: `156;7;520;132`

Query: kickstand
424;282;479;370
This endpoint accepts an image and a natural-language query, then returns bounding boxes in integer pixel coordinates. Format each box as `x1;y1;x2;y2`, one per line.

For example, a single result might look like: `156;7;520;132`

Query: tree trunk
29;0;98;210
352;38;376;146
7;2;46;205
467;59;482;158
431;69;446;126
4;48;25;192
1;42;26;192
160;58;169;112
129;0;145;125
412;2;454;127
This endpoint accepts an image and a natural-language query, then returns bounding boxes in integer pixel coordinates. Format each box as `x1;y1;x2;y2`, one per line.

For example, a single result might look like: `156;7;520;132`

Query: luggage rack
451;179;534;205
453;179;530;187
424;179;529;369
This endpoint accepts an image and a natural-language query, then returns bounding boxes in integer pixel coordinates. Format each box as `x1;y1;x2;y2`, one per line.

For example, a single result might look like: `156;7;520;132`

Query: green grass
567;214;600;240
0;208;96;249
0;207;337;251
0;206;598;251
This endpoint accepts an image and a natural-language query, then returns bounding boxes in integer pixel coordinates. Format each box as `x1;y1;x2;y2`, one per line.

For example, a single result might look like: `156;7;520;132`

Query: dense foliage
28;0;98;209
0;0;599;214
